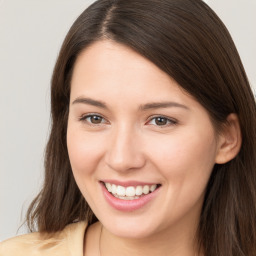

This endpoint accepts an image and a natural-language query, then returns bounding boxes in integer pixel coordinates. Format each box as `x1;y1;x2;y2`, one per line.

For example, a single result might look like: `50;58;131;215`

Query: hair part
27;0;256;255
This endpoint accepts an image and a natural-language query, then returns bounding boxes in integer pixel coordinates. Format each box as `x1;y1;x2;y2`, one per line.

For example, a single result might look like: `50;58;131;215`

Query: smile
100;181;161;211
104;182;159;200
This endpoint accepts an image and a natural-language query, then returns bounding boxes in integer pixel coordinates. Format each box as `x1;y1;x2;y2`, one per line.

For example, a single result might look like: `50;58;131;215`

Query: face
67;40;221;239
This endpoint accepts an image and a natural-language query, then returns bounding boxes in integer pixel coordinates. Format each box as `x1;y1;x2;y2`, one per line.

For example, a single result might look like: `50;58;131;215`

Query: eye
79;114;108;125
147;116;177;127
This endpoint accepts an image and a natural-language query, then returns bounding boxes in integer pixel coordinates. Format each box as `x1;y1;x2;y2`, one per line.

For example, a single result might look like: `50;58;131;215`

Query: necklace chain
98;224;103;256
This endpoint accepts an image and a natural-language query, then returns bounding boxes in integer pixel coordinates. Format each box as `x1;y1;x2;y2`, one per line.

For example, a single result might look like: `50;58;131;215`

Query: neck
99;221;201;256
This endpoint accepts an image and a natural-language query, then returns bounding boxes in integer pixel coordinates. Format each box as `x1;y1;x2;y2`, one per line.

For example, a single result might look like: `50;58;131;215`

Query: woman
1;0;255;255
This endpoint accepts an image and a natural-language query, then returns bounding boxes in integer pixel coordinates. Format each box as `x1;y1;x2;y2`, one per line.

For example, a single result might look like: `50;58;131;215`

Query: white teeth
114;195;140;200
104;183;158;199
150;184;157;192
112;184;117;194
116;185;126;196
135;186;143;196
143;185;150;195
106;183;112;192
126;186;136;197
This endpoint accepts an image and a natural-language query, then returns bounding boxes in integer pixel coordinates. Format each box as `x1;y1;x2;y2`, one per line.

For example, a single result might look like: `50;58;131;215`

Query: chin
100;214;160;239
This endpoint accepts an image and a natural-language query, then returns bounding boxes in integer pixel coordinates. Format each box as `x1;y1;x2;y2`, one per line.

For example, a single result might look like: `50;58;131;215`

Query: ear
215;113;242;164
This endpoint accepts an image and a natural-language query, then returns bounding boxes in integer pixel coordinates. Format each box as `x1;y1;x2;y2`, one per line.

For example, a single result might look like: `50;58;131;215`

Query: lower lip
100;183;160;212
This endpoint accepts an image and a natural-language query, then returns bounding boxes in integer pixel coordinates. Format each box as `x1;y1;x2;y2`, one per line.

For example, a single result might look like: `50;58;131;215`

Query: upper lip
101;179;160;187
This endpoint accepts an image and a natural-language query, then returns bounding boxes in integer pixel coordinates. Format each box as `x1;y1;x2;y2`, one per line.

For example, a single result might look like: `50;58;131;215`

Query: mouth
101;181;161;201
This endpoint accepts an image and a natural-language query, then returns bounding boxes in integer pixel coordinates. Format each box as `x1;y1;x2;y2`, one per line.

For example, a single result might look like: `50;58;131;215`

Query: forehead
69;40;215;131
72;40;172;83
70;40;189;101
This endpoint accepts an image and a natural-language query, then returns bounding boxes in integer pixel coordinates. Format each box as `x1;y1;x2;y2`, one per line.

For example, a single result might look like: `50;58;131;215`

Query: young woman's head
27;0;256;255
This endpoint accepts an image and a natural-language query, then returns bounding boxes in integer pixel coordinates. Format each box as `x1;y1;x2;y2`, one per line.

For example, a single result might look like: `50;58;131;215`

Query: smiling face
67;40;221;240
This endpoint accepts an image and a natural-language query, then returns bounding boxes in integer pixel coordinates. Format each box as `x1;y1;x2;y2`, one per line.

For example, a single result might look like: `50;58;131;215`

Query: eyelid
78;113;177;127
78;113;109;125
146;115;178;126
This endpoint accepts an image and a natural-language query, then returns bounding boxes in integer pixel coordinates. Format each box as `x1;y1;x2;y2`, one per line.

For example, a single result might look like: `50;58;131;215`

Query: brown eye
80;114;106;125
155;117;168;126
147;116;177;127
88;115;103;124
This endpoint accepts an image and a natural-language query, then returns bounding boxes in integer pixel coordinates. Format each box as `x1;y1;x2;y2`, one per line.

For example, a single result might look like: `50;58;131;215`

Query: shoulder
0;221;88;256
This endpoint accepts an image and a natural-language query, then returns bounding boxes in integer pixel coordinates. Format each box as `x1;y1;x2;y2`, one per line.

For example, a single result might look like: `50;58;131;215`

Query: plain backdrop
0;0;255;241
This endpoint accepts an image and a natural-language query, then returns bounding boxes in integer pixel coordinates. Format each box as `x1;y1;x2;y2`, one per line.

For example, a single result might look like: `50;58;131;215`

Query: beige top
0;222;88;256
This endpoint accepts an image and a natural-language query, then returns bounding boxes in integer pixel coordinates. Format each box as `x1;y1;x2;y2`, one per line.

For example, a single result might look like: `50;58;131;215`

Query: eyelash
78;114;178;127
146;115;178;127
78;114;109;126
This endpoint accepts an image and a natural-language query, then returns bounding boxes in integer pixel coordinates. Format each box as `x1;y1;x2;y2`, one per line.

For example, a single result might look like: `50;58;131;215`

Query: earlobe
215;113;242;164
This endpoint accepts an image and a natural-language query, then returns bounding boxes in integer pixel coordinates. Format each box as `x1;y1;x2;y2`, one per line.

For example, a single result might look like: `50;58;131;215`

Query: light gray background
0;0;255;241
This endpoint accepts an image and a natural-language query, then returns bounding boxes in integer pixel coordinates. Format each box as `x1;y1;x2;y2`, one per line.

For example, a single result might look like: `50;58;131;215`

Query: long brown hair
27;0;256;255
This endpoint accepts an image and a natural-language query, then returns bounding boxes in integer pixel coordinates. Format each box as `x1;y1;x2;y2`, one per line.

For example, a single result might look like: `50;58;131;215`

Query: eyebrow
139;102;189;111
72;97;189;111
72;97;108;109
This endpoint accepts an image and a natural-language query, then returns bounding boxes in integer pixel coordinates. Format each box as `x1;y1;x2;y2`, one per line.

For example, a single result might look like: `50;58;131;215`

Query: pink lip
100;182;160;212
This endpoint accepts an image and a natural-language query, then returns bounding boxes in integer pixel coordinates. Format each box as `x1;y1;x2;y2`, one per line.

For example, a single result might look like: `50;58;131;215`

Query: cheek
67;126;104;179
145;129;217;222
67;126;107;207
146;128;217;189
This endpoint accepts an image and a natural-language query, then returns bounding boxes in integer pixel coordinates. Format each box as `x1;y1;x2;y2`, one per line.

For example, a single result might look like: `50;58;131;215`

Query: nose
105;125;146;173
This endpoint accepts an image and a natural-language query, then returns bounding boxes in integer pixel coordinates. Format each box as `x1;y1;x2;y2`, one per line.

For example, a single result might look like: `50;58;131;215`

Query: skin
67;40;241;256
